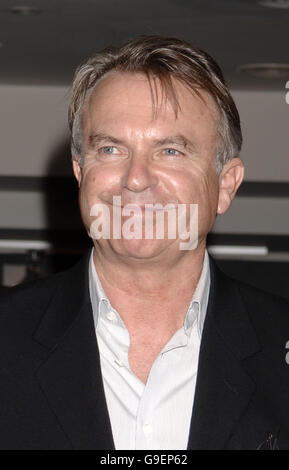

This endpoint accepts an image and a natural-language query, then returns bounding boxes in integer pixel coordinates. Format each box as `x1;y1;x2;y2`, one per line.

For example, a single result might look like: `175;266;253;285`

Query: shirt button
143;423;152;435
106;311;117;322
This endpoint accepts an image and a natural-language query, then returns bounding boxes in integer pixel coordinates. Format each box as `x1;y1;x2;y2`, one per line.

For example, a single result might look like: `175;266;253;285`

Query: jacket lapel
33;251;115;450
187;256;261;450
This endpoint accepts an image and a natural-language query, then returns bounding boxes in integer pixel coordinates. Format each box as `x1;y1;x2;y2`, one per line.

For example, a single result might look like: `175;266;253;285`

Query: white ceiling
0;0;288;89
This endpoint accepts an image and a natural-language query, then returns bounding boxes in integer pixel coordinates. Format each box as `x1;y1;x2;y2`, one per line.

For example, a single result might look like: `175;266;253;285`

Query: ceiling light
237;63;289;79
257;0;289;8
0;240;52;251
11;6;42;15
208;246;268;257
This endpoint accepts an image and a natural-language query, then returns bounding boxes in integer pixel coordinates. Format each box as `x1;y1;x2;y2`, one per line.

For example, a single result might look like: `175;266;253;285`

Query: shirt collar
89;251;126;330
89;248;210;338
184;249;210;338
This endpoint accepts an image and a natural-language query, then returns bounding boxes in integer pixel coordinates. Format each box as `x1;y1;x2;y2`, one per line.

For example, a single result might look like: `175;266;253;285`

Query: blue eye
102;146;116;154
164;148;180;156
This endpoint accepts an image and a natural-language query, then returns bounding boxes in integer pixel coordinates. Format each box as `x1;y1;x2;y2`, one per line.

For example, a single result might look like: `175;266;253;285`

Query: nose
122;153;158;193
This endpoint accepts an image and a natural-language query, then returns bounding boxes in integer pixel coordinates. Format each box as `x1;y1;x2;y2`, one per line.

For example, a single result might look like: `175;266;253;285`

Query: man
1;36;289;450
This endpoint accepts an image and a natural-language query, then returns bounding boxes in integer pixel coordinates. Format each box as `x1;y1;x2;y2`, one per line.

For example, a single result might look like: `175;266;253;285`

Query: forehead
83;71;219;138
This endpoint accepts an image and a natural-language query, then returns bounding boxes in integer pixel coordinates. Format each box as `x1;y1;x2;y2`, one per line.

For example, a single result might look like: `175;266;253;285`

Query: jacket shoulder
0;271;62;318
0;251;91;370
0;272;64;355
0;250;90;339
233;275;289;313
222;270;289;336
0;251;90;318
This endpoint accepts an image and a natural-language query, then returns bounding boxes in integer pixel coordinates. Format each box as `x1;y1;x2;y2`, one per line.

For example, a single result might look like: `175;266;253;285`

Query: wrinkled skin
73;71;244;267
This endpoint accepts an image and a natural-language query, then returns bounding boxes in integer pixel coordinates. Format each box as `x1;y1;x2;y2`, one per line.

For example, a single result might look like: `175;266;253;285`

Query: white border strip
208;245;268;256
0;239;52;250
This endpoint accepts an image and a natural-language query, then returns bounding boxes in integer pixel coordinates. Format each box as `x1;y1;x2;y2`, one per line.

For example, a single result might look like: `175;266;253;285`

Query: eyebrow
88;133;125;148
88;132;197;151
153;135;196;150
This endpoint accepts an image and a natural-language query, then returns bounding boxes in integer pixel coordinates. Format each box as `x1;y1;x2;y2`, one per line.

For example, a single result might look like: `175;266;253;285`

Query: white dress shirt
89;249;210;450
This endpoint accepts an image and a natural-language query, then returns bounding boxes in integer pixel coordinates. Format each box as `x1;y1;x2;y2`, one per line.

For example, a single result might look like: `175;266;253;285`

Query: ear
217;157;244;215
72;157;82;187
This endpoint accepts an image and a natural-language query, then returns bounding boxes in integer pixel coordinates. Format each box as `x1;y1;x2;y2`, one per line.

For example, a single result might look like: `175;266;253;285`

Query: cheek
162;164;217;205
156;167;199;204
78;170;103;218
80;165;123;203
173;166;220;226
194;170;219;225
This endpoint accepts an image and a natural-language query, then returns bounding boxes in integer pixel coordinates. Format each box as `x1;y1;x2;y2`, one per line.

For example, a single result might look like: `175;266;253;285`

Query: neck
92;240;206;304
91;241;207;384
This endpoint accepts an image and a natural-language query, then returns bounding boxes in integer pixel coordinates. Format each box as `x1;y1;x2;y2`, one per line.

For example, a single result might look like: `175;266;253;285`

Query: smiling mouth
115;205;178;214
103;200;179;210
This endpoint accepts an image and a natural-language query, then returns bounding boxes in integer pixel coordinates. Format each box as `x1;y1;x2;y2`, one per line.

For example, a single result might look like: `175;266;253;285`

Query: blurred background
0;0;289;297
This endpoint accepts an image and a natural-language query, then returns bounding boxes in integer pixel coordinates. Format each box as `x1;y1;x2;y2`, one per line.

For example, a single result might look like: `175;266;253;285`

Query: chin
107;238;173;260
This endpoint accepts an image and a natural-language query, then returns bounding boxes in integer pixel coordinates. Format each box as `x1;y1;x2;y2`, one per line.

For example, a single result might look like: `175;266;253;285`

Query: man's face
73;71;227;259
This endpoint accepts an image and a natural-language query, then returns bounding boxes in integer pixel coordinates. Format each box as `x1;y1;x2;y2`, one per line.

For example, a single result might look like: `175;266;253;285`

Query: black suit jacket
1;250;289;450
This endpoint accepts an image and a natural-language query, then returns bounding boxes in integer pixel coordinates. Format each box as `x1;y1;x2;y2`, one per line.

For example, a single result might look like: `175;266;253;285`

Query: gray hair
68;35;242;174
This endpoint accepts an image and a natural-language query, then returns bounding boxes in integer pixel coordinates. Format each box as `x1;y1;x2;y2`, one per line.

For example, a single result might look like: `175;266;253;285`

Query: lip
106;202;172;208
121;204;176;212
102;200;179;211
121;204;163;212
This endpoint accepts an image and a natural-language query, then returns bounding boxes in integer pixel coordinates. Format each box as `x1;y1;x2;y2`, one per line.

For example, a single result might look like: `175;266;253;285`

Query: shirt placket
134;327;190;450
